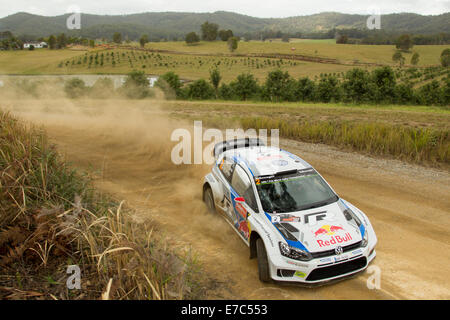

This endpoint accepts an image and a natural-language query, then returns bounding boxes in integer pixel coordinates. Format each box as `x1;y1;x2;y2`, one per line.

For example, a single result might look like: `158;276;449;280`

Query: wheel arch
249;231;261;259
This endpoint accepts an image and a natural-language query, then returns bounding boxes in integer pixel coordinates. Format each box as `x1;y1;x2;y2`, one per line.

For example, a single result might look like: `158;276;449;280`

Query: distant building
23;41;48;49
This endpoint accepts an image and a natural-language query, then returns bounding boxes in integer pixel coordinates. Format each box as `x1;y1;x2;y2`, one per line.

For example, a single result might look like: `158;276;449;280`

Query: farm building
23;41;48;49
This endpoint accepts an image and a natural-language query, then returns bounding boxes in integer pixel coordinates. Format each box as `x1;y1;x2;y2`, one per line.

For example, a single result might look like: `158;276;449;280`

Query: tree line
155;66;449;106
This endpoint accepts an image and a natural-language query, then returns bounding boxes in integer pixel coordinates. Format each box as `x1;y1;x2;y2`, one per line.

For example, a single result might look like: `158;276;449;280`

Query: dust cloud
0;81;234;244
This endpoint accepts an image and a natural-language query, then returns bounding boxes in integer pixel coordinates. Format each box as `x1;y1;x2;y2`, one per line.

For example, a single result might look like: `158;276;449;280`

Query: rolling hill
0;11;448;40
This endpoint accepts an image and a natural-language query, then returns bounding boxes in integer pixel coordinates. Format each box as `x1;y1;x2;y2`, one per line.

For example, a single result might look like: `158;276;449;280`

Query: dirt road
8;100;450;300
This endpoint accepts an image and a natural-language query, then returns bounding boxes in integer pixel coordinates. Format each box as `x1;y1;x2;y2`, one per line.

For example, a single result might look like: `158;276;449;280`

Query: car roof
222;145;312;177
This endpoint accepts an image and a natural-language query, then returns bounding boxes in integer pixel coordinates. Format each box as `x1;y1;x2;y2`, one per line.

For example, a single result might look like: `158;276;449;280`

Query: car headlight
361;230;369;247
279;242;312;261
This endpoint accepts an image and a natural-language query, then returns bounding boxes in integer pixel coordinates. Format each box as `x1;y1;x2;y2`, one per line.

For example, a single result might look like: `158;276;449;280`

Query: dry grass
0;110;204;300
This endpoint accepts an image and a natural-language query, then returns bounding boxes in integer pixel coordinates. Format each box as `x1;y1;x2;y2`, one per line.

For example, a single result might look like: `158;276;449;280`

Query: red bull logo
314;225;344;237
317;233;353;247
238;220;250;239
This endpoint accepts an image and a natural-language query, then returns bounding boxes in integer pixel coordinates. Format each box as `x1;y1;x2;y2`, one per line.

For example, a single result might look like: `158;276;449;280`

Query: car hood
269;200;363;253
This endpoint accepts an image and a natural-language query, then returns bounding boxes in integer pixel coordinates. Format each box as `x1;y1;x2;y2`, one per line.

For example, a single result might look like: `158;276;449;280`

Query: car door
229;164;259;242
216;156;236;222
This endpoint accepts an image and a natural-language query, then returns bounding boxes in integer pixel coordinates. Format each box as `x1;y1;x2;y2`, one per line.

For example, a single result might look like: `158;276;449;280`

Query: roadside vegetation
166;100;450;167
0;110;204;299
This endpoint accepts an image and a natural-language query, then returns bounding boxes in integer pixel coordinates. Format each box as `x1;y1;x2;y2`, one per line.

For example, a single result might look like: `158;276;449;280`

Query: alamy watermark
66;5;81;30
66;265;81;289
366;6;381;30
366;265;381;290
170;121;279;165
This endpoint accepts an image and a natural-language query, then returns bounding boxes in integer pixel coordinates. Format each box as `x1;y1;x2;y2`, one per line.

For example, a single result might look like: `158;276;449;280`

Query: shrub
230;73;259;101
342;68;374;103
122;70;150;99
262;70;296;102
64;78;86;98
155;72;182;99
187;79;215;100
295;77;316;102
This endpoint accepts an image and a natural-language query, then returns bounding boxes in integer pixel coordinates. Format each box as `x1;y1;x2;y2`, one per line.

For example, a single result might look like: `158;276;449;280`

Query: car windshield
255;169;338;213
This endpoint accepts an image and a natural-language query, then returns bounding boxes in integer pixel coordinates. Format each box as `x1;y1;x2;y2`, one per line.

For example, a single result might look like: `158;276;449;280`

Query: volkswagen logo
335;246;343;255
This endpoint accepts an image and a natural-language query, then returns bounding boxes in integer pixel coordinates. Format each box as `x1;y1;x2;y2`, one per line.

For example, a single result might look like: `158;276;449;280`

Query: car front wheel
256;238;271;282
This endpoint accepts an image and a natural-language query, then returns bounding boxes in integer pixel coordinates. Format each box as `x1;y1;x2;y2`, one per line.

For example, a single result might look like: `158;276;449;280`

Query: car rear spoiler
213;138;265;158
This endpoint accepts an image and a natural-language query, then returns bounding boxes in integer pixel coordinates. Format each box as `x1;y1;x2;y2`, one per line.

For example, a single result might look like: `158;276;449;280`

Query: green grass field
0;40;447;82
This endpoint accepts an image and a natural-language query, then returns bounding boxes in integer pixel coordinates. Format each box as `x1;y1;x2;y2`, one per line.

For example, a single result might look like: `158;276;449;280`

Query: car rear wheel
256;238;271;282
204;187;216;214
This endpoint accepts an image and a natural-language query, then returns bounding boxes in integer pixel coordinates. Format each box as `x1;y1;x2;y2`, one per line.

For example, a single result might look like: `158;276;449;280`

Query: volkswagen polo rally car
202;138;377;284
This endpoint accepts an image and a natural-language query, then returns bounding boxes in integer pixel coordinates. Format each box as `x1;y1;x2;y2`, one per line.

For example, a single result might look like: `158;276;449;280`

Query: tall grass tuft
0;111;203;299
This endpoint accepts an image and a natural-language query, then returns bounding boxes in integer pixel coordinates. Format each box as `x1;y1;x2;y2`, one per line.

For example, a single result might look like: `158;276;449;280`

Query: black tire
256;238;271;282
203;187;216;214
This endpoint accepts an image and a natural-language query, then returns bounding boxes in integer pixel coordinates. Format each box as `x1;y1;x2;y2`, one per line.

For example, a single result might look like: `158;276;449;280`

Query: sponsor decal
285;260;308;268
314;225;344;237
271;214;300;223
334;254;348;262
304;211;336;226
294;271;306;278
352;249;363;255
238;220;250;239
317;233;353;248
235;202;247;219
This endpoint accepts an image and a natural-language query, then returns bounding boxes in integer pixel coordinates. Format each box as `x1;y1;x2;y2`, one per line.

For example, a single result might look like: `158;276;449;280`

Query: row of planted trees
59;66;448;106
156;67;449;106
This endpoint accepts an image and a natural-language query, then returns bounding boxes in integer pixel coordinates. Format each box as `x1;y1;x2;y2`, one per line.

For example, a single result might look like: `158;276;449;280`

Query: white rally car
202;138;377;284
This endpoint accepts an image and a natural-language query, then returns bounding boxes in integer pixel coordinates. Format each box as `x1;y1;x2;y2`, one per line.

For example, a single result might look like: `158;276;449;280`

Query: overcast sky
1;0;449;18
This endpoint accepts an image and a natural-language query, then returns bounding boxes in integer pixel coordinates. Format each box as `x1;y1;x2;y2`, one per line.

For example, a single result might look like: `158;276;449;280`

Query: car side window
219;157;235;181
231;165;258;212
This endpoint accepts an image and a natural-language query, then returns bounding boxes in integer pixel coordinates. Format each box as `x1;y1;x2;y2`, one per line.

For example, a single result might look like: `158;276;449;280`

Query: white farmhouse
23;41;48;49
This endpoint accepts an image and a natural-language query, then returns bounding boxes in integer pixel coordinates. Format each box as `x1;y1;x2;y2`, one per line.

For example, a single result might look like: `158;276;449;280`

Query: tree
441;48;450;67
227;37;239;52
139;34;149;48
48;35;56;49
201;21;219;41
28;45;35;51
209;68;222;98
218;29;233;41
231;73;259;101
336;34;348;44
395;34;413;51
113;32;122;44
371;66;397;103
187;79;215;100
56;33;67;49
411;52;420;66
342;68;374;103
392;51;405;66
315;74;341;102
185;32;200;45
295;77;316;101
155;72;182;99
64;78;86;98
89;39;95;48
281;34;290;43
122;70;150;98
263;70;296;102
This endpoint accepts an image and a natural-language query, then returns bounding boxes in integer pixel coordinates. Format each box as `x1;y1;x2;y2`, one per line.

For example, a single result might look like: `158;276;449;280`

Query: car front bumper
267;242;377;284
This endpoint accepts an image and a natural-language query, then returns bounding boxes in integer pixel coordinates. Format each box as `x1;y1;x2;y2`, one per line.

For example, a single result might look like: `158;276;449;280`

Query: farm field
0;41;448;82
136;41;447;66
